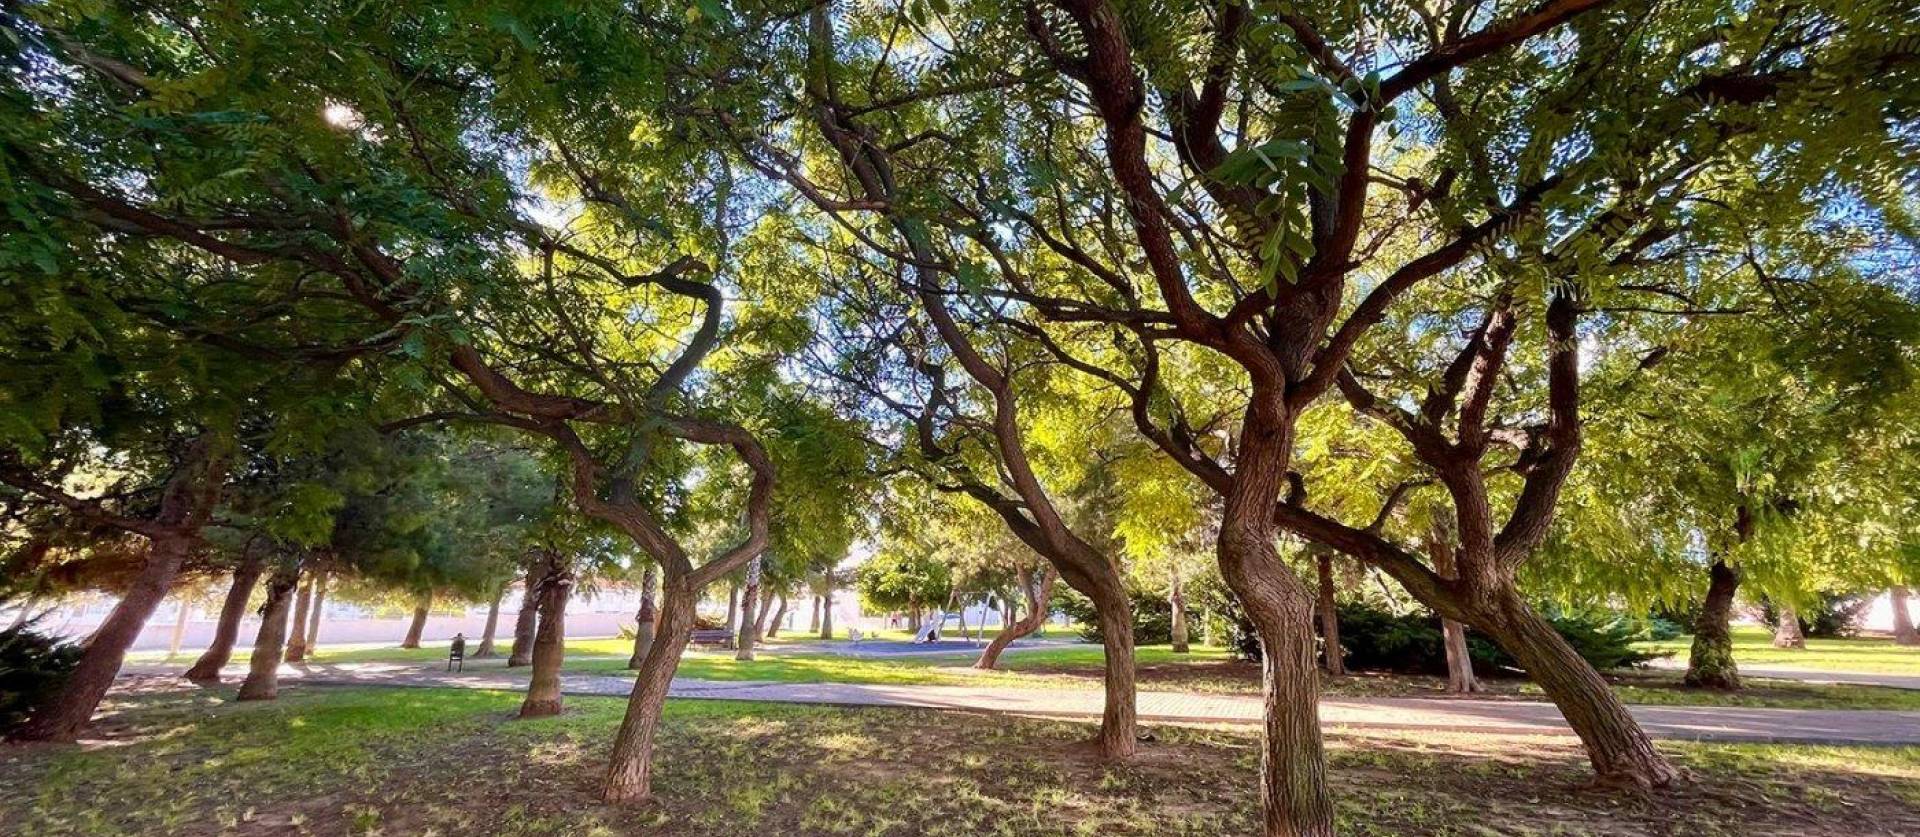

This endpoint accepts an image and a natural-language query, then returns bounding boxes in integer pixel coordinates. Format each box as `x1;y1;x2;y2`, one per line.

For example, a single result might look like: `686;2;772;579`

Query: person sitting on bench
447;632;466;671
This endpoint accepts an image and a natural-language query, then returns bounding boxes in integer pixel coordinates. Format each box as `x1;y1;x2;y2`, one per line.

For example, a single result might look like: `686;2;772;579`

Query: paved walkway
123;661;1920;746
1644;657;1920;690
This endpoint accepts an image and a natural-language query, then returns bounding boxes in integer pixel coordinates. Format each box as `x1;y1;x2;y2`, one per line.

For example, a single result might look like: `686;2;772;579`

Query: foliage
0;623;82;733
1054;587;1174;646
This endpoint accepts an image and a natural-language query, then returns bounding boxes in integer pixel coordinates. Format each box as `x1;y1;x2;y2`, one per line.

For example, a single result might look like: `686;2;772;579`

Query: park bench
689;628;733;646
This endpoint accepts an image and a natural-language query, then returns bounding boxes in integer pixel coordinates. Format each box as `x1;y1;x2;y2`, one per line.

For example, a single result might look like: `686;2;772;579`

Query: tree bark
284;574;314;663
1684;560;1743;689
1169;567;1190;654
754;583;777;640
508;576;538;667
236;564;300;701
167;596;191;658
602;576;697;803
1480;594;1680;788
1315;552;1343;677
304;570;327;653
1425;534;1478;693
820;586;833;639
519;553;571;718
400;593;431;649
809;593;822;634
1890;586;1918;647
1773;606;1806;649
185;559;263;681
766;593;787;638
735;557;761;661
723;583;739;648
474;583;506;659
977;566;1055;669
11;536;196;740
628;565;658;669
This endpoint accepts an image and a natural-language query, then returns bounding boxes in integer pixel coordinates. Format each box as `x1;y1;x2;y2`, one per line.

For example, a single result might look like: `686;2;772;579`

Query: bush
1761;594;1870;638
1641;615;1687;642
1054;588;1172;645
0;624;83;734
1254;601;1658;676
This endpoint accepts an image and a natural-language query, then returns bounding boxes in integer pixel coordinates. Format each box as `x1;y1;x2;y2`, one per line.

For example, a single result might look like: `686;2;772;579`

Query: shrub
1054;588;1173;645
0;624;83;734
1230;601;1659;676
1761;594;1870;638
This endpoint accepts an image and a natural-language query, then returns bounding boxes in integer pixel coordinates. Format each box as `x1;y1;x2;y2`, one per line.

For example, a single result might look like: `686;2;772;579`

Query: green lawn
141;629;1920;711
4;685;1916;836
1639;626;1920;675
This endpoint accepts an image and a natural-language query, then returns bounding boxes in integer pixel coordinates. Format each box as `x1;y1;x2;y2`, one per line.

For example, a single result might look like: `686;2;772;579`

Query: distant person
448;632;467;671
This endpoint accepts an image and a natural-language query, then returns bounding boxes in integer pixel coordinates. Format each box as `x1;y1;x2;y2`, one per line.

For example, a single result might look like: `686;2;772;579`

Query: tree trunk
185;560;263;682
474;583;506;659
1425;535;1477;693
1221;542;1333;837
236;565;300;701
284;574;314;663
1773;606;1806;649
1169;568;1190;654
977;566;1055;669
628;565;658;669
602;575;698;803
766;593;787;638
12;536;195;741
305;571;327;653
1315;552;1343;677
1890;586;1918;647
820;587;833;639
1082;574;1139;760
809;593;822;634
508;577;538;667
1684;560;1743;689
753;583;776;640
167;596;191;658
736;558;762;661
723;583;739;649
400;593;431;649
519;554;571;718
1481;594;1680;788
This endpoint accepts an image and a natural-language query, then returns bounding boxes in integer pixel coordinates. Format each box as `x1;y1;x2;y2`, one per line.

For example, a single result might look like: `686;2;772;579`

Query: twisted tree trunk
602;576;696;803
237;564;300;702
1685;560;1743;689
628;565;658;669
284;574;314;663
1478;593;1679;788
976;566;1055;669
519;554;571;718
185;559;263;682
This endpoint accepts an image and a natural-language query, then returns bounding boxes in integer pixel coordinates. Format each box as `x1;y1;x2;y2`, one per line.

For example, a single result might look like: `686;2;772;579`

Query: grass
139;631;1920;710
1638;625;1920;675
4;683;1917;836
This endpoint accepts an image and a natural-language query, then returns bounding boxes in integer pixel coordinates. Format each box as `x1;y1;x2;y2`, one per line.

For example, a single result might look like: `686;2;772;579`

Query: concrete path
1644;657;1920;691
122;661;1920;746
